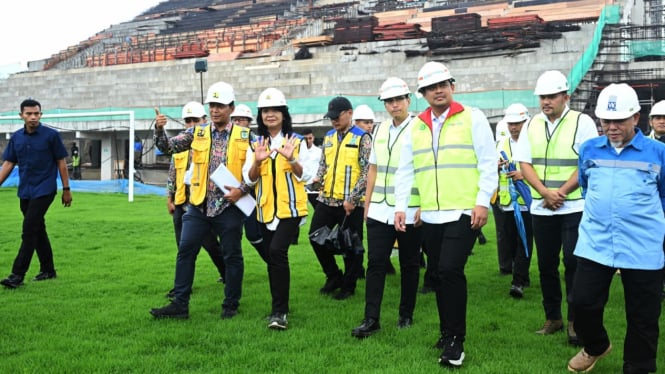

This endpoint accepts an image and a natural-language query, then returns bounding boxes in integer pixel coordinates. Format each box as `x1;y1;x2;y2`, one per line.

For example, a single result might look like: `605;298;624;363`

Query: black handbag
325;224;343;254
341;228;364;255
309;225;331;247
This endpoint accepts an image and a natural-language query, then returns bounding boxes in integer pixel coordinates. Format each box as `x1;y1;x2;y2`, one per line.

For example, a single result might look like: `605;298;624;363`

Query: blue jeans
173;205;244;309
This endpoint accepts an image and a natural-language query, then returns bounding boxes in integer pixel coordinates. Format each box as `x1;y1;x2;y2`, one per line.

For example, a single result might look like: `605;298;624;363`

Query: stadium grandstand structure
2;0;665;186
34;0;611;70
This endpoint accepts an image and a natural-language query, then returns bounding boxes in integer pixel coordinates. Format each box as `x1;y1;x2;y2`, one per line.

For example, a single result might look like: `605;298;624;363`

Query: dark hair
257;106;293;137
20;99;41;112
302;128;313;135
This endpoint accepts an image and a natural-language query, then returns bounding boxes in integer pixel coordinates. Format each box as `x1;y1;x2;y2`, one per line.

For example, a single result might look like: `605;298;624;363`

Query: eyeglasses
184;118;201;124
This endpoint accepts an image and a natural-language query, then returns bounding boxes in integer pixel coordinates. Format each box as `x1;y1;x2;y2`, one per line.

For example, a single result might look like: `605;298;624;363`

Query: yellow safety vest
189;124;250;206
254;135;308;223
412;104;479;211
526;111;582;200
322;126;365;201
371;118;419;207
496;137;525;207
173;150;189;205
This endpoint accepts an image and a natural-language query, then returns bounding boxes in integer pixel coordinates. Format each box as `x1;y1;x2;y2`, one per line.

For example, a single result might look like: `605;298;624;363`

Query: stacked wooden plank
332;17;378;44
431;13;481;32
374;22;427;40
487;14;544;29
427;12;572;54
292;35;334;47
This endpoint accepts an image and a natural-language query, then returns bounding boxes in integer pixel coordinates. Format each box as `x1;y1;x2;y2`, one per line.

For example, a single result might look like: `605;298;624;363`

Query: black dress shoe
221;308;238;319
150;302;189;319
319;276;342;295
419;285;434;294
333;289;354;300
397;316;413;329
0;274;24;289
351;318;381;338
33;271;57;281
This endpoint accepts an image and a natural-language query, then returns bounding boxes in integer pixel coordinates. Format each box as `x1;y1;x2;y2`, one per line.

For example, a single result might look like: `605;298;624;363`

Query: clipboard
209;163;256;217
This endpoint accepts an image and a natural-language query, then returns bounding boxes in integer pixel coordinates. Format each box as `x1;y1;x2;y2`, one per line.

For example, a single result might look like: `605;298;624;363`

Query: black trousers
309;203;364;292
364;218;422;320
11;193;57;276
173;204;225;277
532;212;581;321
423;216;476;338
494;206;533;287
572;257;663;373
260;217;300;314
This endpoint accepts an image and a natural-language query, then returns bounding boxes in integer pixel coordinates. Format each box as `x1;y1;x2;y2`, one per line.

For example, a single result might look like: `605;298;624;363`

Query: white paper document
209;163;256;217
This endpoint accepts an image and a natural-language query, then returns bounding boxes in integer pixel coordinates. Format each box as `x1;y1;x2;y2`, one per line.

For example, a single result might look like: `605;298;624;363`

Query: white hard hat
534;70;569;96
650;100;665;117
352;104;375;121
181;101;206;119
594;83;641;120
257;87;287;108
205;81;235;104
417;62;454;91
503;103;529;123
379;77;411;100
231;104;254;121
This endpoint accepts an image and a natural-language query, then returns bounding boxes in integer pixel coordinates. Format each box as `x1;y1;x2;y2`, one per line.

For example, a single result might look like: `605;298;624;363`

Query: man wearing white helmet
513;70;598;344
352;104;376;134
492;103;533;298
393;62;498;367
567;83;665;374
150;81;251;320
648;100;665;142
161;102;226;298
351;77;422;338
231;104;255;127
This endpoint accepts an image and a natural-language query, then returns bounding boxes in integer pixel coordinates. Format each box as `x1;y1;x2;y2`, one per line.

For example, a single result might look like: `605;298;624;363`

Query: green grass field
0;189;662;373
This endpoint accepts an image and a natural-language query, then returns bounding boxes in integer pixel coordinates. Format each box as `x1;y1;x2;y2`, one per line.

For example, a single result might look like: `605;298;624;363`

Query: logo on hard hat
213;92;219;98
607;95;617;111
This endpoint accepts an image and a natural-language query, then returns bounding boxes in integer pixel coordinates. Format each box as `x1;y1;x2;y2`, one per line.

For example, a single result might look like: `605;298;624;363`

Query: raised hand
253;136;271;162
155;107;167;130
275;133;298;162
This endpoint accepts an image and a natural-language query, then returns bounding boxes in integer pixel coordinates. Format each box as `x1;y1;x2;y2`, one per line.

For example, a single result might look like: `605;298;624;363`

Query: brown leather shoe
567;344;611;372
535;319;563;334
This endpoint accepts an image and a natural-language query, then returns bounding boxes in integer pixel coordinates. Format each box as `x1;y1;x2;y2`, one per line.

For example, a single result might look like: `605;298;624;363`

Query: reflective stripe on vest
412;107;478;210
372;119;420;207
255;135;308;223
526;111;582;200
322;126;365;201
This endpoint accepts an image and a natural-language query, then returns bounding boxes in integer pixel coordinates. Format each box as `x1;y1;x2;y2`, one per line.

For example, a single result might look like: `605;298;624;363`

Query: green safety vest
371;118;419;207
412;104;479;211
526;111;582;200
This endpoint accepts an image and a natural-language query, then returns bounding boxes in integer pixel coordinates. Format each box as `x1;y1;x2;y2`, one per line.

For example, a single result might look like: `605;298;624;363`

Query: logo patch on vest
240;129;249;139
